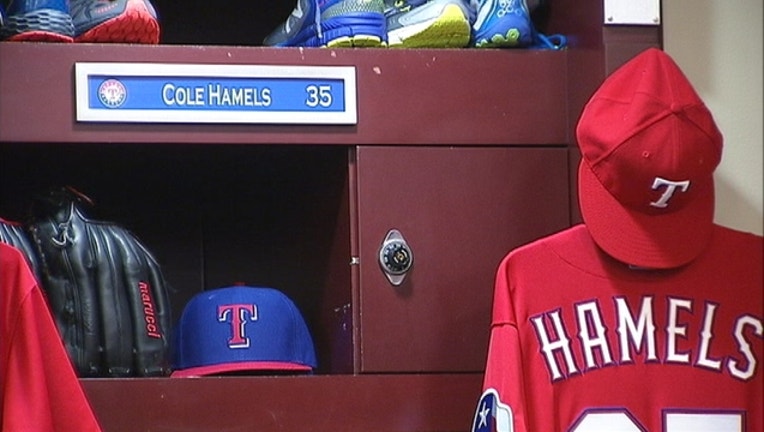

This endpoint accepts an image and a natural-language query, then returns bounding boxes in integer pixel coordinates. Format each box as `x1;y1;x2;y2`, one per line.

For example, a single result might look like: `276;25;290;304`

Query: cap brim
171;361;312;378
578;160;714;269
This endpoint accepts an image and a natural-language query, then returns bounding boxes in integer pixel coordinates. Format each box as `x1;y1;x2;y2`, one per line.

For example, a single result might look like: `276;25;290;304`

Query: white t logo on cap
218;304;258;349
650;177;691;208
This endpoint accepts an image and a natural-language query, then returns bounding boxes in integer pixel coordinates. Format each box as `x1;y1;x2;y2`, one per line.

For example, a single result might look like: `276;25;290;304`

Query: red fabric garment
473;224;763;432
1;243;102;432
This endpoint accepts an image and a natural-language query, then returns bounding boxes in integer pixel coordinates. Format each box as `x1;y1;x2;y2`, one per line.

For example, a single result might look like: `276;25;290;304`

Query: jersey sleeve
472;254;530;432
1;244;103;432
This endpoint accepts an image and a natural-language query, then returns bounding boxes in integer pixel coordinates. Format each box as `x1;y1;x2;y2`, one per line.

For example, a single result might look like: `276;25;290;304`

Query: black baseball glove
27;187;172;377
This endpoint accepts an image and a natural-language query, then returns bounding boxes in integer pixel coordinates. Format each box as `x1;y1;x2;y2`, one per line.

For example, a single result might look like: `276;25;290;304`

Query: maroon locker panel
82;373;483;432
353;146;570;373
0;43;567;146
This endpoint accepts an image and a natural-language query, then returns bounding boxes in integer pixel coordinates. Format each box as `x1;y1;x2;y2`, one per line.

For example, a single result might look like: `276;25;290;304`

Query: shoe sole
473;26;524;48
321;13;387;48
326;34;386;47
75;0;159;43
388;4;470;48
6;30;73;42
2;8;74;42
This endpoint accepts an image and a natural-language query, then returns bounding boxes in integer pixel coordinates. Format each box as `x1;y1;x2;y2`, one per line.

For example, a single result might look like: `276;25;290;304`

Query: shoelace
531;31;567;50
314;0;323;42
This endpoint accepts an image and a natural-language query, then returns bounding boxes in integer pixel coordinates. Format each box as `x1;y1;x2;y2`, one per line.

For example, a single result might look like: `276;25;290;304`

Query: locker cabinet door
353;146;570;373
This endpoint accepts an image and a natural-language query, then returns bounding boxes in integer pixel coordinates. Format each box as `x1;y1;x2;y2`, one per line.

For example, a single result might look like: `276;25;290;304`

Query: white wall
663;0;763;235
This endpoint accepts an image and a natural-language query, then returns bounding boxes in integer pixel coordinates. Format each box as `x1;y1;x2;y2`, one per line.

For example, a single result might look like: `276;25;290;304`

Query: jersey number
570;410;743;431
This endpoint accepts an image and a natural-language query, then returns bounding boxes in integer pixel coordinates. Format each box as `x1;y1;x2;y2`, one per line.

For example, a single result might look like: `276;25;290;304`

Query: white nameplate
75;62;357;125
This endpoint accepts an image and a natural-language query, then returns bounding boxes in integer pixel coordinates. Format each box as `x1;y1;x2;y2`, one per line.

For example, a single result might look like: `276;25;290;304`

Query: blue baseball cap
171;285;317;377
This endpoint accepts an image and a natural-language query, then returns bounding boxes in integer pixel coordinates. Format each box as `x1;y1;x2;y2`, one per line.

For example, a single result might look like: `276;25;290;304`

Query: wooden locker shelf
0;43;567;145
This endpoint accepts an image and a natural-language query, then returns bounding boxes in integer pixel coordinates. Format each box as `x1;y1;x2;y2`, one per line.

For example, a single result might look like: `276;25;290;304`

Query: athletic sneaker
264;0;386;48
471;0;532;48
0;0;74;42
385;0;473;48
70;0;159;43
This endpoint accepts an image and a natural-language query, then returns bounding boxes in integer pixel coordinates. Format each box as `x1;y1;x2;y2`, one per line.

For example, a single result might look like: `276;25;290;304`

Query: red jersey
1;243;102;431
472;224;763;432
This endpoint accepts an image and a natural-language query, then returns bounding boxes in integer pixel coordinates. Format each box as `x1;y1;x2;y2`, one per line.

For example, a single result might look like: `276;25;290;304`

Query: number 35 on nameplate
74;63;357;125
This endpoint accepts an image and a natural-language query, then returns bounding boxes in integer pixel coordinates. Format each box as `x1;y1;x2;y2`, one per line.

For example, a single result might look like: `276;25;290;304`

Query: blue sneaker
385;0;473;48
1;0;74;42
471;0;531;48
264;0;386;47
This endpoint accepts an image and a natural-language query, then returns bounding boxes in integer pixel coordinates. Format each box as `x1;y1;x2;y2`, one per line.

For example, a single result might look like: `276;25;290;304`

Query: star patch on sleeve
471;389;514;432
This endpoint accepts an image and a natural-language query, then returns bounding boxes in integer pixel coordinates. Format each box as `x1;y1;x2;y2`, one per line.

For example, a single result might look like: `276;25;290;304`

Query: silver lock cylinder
379;229;413;286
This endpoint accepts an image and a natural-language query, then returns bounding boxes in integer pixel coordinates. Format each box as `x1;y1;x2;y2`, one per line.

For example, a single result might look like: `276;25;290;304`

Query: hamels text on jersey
530;293;761;383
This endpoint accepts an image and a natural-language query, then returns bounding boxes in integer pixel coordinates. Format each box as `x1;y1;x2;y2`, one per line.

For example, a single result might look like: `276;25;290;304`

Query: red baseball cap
576;48;723;269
